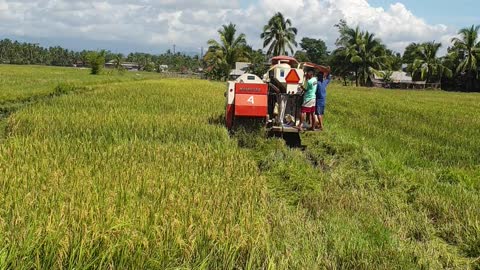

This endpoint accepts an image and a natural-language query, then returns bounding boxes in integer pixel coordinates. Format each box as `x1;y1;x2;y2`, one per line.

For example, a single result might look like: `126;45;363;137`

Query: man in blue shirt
315;68;331;130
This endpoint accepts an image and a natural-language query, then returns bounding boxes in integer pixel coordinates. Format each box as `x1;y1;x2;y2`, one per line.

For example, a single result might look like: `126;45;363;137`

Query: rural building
158;64;169;72
73;61;87;68
371;71;440;89
105;60;140;71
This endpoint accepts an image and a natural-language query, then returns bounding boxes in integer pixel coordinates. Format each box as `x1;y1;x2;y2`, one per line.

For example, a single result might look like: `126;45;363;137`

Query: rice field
0;66;479;269
0;65;163;111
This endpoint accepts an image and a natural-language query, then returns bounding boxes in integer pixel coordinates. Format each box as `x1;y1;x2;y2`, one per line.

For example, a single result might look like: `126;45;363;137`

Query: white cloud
0;0;457;55
0;0;8;11
257;0;455;54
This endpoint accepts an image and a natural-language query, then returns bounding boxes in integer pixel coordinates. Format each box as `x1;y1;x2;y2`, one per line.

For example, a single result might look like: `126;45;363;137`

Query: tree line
204;13;480;92
1;14;478;91
0;39;201;73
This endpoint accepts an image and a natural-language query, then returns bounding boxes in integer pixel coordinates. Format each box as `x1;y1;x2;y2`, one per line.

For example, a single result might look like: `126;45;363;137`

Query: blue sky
240;0;479;28
368;0;479;27
0;0;477;54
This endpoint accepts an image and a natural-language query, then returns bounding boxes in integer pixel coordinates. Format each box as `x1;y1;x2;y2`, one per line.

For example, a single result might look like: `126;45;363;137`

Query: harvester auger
225;56;329;147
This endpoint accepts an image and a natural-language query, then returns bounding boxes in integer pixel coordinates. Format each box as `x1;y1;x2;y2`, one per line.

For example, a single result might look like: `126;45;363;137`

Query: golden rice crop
0;66;479;269
0;79;274;269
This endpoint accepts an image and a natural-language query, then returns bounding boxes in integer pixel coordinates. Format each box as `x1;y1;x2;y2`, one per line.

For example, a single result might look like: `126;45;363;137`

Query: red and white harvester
225;56;328;145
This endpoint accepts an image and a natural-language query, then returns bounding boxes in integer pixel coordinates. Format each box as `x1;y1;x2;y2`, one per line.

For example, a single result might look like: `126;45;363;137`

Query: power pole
173;44;176;54
199;47;204;67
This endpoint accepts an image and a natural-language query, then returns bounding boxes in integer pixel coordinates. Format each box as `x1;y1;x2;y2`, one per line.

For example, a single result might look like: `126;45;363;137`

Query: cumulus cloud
0;0;457;54
258;0;455;53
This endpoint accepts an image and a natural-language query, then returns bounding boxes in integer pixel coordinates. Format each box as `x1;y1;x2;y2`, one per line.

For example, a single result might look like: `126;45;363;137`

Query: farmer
297;70;317;131
315;67;331;130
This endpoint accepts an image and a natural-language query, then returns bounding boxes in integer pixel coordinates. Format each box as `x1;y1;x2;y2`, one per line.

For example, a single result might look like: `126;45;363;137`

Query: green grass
296;84;480;268
0;66;479;269
0;65;164;112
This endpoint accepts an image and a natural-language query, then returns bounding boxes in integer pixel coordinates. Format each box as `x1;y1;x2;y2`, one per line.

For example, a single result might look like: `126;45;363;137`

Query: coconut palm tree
335;20;362;50
355;31;388;86
261;12;298;56
335;22;362;86
451;25;480;89
113;53;124;70
335;21;387;86
205;23;248;80
403;42;422;64
409;42;452;83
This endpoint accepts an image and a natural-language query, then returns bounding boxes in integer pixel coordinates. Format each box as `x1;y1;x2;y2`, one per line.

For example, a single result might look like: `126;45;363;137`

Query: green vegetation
205;23;249;80
0;64;166;142
87;51;106;75
261;12;298;56
452;25;480;76
332;20;403;87
448;25;480;90
1;17;478;91
0;39;202;73
0;65;164;109
0;75;273;269
203;16;477;92
406;42;453;82
295;37;329;64
0;66;479;268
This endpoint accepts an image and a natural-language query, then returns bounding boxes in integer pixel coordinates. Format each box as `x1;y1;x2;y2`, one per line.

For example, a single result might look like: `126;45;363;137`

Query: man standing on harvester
297;70;317;131
316;67;331;130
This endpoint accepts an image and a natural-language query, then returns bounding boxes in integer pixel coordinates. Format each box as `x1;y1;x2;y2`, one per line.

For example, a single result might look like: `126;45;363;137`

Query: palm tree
335;20;362;49
205;23;248;80
403;42;421;64
355;31;388;86
204;49;230;80
261;12;298;56
451;25;480;89
113;53;124;70
335;22;362;86
330;48;353;86
335;21;387;86
409;42;452;83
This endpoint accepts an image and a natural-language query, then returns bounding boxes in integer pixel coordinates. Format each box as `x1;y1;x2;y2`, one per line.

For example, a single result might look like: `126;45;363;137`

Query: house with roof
105;60;140;71
370;71;437;89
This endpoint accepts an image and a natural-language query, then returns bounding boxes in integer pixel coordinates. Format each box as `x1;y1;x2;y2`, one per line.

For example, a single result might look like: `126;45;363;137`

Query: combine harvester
225;56;329;147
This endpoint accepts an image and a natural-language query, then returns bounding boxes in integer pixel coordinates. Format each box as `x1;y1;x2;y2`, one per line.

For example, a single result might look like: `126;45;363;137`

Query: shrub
87;50;106;75
53;83;76;96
